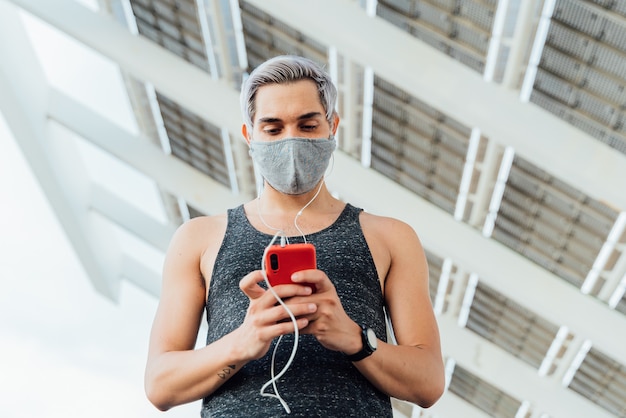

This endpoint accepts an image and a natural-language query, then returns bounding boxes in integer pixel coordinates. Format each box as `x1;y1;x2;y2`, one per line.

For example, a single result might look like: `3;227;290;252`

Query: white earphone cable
259;231;298;414
293;179;325;243
256;177;325;413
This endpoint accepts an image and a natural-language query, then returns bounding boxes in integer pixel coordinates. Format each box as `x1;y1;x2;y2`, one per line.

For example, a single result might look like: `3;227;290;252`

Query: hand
290;269;361;354
236;270;318;361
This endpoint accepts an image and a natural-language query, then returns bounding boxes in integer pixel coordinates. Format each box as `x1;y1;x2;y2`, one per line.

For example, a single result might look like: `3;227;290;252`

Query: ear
331;113;340;136
241;124;251;146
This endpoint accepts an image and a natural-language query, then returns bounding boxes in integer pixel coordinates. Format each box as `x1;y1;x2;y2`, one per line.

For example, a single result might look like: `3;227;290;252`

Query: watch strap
345;325;376;362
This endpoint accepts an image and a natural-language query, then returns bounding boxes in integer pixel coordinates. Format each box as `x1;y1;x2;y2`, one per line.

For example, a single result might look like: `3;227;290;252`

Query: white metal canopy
2;0;625;417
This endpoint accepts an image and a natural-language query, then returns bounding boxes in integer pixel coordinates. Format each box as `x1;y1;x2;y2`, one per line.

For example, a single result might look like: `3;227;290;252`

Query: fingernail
308;303;317;312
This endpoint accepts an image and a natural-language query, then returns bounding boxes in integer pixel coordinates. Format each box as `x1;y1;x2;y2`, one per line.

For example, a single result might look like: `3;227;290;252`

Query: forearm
353;342;445;408
145;331;248;411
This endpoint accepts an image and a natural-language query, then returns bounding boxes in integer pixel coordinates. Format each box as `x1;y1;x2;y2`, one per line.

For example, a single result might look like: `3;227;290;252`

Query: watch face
366;328;378;350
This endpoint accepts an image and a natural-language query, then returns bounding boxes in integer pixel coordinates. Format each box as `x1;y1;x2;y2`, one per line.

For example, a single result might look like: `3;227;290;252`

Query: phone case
265;243;317;292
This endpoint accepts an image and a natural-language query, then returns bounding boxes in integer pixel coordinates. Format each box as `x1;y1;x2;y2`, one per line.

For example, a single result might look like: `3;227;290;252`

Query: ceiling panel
376;0;494;74
239;1;327;71
530;0;626;155
568;345;626;416
492;154;620;290
157;93;231;188
126;0;249;198
370;75;479;215
448;363;525;418
131;0;209;70
466;281;562;370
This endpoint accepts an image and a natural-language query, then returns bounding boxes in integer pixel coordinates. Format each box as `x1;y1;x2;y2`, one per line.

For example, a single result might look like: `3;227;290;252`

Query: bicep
147;224;207;360
384;223;440;349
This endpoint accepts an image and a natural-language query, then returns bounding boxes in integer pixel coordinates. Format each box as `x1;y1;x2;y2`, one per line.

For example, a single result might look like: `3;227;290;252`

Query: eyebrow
257;112;324;124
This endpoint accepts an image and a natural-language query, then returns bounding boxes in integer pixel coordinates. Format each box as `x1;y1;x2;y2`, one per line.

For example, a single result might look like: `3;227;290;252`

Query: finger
247;304;314;340
261;318;311;339
291;269;333;292
265;303;317;333
239;271;266;299
269;301;317;323
269;282;314;299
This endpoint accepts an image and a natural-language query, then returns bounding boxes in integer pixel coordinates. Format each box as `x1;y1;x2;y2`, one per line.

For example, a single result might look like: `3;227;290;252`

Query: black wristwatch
345;324;378;362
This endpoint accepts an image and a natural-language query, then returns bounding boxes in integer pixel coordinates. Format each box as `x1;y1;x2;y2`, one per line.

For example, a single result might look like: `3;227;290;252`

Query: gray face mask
249;136;336;195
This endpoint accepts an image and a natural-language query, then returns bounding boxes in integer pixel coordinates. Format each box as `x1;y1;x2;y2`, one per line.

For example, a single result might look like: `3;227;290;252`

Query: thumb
239;270;266;300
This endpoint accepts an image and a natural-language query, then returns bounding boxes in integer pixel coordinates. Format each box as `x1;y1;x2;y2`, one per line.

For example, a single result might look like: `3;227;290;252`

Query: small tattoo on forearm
218;364;237;379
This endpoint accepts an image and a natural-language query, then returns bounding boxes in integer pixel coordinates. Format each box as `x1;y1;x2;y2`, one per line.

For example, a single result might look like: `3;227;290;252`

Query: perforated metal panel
531;0;626;154
125;0;238;190
448;364;526;418
158;93;231;187
466;282;561;369
239;1;327;71
377;0;497;74
492;155;619;288
130;0;210;71
568;346;626;416
370;76;472;214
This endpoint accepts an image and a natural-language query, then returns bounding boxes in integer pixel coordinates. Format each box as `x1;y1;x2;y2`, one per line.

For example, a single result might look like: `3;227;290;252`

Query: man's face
246;79;333;143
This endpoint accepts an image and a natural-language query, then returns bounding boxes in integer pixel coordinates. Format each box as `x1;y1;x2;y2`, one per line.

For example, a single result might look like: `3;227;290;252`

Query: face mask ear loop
294;179;325;244
259;230;298;414
325;153;335;179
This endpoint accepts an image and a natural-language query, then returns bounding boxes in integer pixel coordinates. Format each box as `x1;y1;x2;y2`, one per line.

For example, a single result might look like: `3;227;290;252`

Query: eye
300;124;318;131
263;126;282;135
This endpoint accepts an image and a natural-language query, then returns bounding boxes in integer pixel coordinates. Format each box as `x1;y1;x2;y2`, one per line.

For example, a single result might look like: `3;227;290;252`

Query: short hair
240;55;338;131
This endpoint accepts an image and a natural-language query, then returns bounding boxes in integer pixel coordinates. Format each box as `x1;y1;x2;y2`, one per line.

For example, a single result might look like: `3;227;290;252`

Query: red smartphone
265;243;317;292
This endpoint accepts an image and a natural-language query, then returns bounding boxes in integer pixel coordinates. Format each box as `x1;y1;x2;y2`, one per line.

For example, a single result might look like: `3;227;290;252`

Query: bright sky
0;3;201;417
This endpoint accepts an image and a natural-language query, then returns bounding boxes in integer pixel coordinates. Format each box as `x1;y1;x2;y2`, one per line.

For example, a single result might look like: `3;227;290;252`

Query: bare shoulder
358;211;426;287
166;213;227;254
360;212;432;336
358;211;421;245
172;213;228;239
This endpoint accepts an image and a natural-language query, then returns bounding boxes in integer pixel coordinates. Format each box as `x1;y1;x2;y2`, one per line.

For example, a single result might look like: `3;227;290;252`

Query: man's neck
247;182;345;236
256;183;337;215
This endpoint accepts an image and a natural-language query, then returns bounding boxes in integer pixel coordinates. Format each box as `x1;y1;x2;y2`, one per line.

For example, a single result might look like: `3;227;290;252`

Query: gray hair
240;55;338;131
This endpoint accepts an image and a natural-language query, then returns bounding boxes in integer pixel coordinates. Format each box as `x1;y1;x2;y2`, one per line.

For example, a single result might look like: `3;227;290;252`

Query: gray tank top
201;204;392;417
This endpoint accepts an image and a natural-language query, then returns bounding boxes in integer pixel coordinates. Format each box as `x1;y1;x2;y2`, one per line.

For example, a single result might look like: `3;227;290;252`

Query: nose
283;124;299;138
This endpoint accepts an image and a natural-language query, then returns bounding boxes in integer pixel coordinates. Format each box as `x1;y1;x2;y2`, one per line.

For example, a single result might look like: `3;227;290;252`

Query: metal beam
7;0;257;202
246;0;626;211
435;315;615;418
120;254;162;297
12;0;626;213
503;0;543;88
48;89;245;216
0;0;120;300
89;184;177;253
7;0;242;136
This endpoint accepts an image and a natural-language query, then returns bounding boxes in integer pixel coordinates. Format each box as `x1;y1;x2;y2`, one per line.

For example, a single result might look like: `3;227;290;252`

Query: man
145;55;445;417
